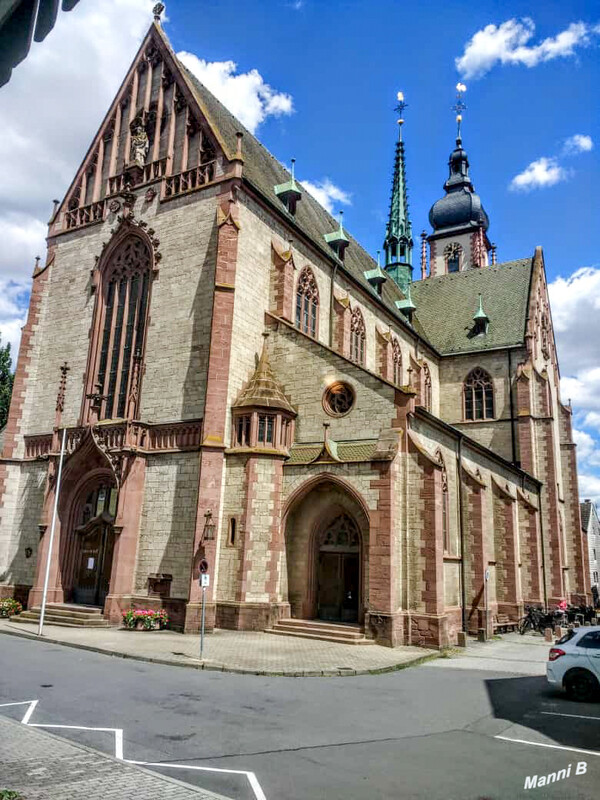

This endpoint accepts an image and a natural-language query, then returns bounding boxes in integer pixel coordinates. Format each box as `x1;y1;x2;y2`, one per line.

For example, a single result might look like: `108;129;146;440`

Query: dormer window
274;158;302;215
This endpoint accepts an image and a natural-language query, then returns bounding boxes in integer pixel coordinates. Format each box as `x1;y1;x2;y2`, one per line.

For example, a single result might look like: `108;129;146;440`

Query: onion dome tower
427;84;491;277
382;92;413;294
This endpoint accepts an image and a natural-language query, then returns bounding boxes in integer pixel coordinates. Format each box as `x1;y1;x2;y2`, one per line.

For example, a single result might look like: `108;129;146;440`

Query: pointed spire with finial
233;332;296;413
383;91;413;294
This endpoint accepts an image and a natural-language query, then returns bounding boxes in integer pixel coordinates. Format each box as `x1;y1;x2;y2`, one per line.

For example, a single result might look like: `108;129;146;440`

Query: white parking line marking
28;724;124;760
496;734;600;757
0;700;38;724
2;699;267;800
541;711;600;722
128;761;267;800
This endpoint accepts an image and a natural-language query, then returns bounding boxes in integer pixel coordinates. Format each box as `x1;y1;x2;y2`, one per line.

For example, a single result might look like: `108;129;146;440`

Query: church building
0;16;590;648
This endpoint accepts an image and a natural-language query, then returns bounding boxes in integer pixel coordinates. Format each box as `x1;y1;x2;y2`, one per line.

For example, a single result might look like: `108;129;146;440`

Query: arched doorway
317;514;360;622
71;482;118;606
283;477;368;623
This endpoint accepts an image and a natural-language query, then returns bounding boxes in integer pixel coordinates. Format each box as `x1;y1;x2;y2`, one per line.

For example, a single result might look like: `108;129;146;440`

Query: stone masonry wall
135;452;199;599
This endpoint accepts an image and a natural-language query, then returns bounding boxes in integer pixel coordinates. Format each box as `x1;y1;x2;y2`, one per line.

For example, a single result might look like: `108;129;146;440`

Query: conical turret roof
233;335;296;414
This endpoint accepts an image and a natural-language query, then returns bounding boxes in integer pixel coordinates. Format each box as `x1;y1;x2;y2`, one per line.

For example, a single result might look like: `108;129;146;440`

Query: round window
323;382;355;417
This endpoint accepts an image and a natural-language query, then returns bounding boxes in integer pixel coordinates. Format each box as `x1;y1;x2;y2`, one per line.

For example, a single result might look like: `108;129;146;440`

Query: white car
546;626;600;701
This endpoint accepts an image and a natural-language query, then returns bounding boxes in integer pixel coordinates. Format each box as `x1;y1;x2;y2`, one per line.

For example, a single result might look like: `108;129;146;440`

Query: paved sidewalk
0;620;437;676
426;631;550;676
0;715;229;800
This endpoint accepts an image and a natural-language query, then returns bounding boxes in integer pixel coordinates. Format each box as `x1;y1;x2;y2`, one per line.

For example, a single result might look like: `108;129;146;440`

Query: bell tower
427;84;491;277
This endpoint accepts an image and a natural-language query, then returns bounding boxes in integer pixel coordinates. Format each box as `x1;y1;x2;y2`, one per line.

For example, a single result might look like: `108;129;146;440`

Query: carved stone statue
130;119;149;169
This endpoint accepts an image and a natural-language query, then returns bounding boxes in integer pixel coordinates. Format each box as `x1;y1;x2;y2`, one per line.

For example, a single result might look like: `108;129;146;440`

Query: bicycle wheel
518;617;531;635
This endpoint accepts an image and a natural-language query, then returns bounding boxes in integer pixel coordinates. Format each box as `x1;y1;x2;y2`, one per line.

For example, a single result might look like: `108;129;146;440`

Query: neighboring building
0;18;590;648
581;500;600;604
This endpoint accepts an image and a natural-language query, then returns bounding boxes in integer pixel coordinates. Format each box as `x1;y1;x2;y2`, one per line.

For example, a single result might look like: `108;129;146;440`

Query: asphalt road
0;634;599;800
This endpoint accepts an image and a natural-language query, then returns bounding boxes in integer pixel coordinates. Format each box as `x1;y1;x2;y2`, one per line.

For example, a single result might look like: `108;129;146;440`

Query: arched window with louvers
350;307;366;365
295;267;319;337
84;233;153;422
463;367;494;421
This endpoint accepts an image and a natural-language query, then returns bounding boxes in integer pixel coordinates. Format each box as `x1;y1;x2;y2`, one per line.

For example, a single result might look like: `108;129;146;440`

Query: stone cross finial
153;3;165;23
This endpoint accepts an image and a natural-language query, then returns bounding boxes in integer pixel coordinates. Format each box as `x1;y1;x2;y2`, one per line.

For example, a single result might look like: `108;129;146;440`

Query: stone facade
0;21;589;648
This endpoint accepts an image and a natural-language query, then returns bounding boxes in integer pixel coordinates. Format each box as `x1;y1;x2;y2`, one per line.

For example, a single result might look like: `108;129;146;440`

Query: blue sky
0;0;598;498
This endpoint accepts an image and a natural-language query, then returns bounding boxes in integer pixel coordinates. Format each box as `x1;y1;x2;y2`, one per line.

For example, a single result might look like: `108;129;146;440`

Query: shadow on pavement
484;674;600;752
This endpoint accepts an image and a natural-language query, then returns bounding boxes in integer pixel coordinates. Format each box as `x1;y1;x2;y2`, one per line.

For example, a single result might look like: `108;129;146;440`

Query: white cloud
299;179;352;213
456;18;596;79
579;474;600;507
509;157;570;192
0;0;295;367
563;134;594;155
177;53;293;134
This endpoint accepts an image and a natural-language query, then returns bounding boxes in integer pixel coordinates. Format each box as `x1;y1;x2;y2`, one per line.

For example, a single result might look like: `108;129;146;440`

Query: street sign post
199;569;210;660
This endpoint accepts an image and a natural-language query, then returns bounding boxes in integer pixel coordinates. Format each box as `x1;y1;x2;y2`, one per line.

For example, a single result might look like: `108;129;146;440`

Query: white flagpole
38;427;67;637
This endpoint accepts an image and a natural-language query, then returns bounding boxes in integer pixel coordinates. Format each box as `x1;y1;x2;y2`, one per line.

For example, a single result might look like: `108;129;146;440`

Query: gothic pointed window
350;307;366;365
93;234;152;420
392;338;402;386
295;267;319;337
464;367;494;421
444;242;462;273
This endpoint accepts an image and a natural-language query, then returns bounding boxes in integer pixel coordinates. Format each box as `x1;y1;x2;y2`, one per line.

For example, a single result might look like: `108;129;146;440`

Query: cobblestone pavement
0;715;230;800
1;621;437;675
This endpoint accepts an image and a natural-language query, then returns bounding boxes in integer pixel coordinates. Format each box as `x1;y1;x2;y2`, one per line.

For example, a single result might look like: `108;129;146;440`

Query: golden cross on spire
452;82;467;140
395;91;408;140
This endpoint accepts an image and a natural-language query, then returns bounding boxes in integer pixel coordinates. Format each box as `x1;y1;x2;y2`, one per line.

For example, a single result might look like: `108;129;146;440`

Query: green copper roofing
274;157;302;203
473;293;489;322
383;131;413;276
324;212;350;247
410;259;533;354
395;283;416;313
364;267;388;287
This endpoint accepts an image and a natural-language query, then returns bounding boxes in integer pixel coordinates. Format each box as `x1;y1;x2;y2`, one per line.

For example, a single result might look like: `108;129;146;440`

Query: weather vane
395;91;408;140
452;82;467;140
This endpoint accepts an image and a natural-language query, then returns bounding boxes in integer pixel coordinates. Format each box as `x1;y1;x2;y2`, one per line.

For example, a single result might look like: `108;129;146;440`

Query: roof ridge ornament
153;3;165;24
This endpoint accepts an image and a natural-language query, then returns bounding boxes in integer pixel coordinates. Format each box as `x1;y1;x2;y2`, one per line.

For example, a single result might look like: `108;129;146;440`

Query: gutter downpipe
457;434;467;634
537;482;549;611
508;350;517;465
405;423;411;645
329;262;338;348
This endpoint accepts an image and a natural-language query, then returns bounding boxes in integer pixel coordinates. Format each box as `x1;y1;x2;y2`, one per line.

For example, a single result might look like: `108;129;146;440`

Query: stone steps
266;618;374;645
10;604;111;628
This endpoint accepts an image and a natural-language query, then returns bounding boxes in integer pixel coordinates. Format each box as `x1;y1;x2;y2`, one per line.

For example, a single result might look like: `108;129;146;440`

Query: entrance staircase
266;618;374;645
10;603;111;628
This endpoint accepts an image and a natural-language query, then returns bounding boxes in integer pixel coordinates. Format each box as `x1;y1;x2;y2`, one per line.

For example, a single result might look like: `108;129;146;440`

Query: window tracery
464;367;494;421
94;234;152;420
350;307;366;365
320;514;360;552
296;267;319;337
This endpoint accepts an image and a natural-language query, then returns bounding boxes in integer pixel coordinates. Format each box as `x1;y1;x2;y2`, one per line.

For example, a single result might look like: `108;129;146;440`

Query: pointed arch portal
283;476;368;624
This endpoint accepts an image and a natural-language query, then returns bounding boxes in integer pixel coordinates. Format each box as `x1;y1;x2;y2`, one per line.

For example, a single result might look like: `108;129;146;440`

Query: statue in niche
130;117;149;169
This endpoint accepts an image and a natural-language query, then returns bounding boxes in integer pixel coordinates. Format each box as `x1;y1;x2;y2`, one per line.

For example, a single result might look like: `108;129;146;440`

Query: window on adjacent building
235;415;251;447
295;267;319;337
95;234;152;420
464;367;494;421
257;414;275;445
392;339;402;386
350;307;366;365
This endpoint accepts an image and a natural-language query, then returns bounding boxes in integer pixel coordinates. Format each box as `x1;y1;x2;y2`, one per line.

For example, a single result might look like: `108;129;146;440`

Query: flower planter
122;608;169;631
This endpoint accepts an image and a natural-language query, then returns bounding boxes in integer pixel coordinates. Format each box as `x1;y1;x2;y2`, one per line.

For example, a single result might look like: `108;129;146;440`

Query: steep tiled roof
410;258;533;355
179;62;430;342
177;56;533;360
233;338;295;413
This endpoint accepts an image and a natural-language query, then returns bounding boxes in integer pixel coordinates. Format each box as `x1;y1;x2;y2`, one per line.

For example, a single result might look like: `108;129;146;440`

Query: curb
0;714;232;799
0;626;441;677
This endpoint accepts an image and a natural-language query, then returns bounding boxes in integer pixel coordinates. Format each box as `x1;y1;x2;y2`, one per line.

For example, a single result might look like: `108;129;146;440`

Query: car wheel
564;670;599;702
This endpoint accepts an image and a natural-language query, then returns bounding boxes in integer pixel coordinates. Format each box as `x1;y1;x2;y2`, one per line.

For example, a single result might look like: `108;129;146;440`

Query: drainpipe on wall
405;424;412;645
536;481;549;611
329;263;338;348
457;434;467;634
508;350;518;465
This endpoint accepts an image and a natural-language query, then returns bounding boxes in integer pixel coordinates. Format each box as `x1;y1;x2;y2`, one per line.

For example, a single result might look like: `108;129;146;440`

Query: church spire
383;92;413;294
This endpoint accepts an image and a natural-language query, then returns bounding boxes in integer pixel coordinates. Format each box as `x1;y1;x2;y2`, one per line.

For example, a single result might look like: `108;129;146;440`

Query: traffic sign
199;558;209;574
201;574;210;588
